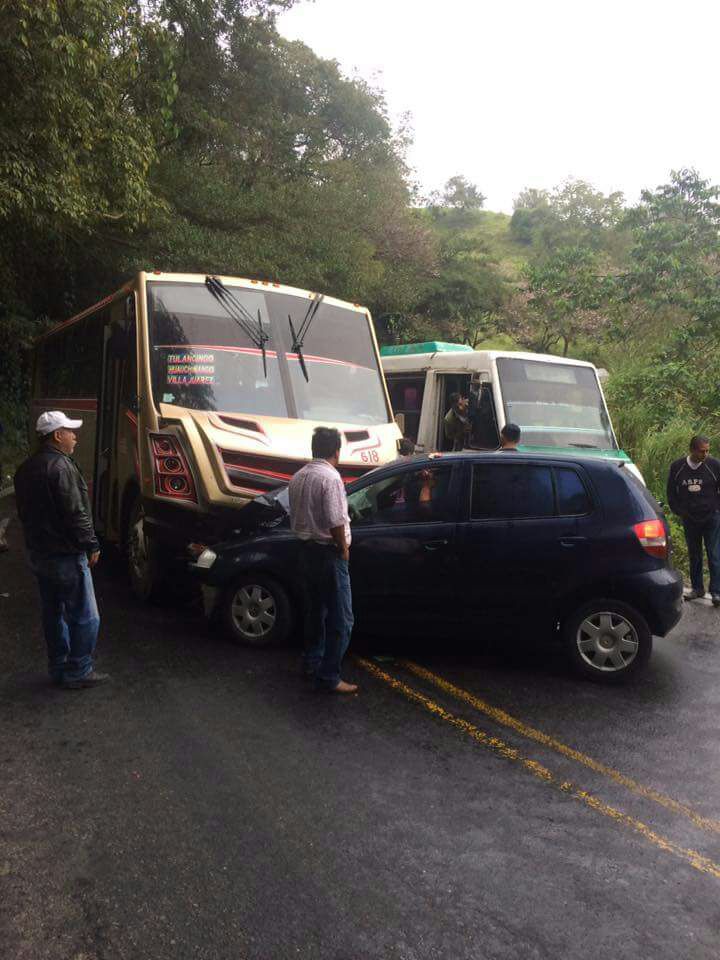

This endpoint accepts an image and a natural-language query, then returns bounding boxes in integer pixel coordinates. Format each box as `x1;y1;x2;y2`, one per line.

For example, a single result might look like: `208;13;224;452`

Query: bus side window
387;375;425;444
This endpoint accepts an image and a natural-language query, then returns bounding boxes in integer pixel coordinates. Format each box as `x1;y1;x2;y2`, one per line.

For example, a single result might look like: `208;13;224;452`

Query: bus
381;342;642;479
31;271;400;598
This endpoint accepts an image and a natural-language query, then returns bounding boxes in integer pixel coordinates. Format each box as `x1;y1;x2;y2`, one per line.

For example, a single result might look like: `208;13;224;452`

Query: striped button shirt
288;459;351;546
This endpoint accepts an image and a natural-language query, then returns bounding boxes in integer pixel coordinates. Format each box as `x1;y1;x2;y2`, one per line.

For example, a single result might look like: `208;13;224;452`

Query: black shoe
712;595;720;607
63;671;111;689
685;589;705;601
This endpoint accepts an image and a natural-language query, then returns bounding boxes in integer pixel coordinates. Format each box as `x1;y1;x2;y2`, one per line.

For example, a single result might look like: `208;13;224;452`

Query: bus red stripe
32;398;99;411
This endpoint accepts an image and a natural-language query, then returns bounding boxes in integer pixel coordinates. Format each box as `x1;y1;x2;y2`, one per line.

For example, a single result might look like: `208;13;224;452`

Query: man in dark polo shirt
667;435;720;605
14;411;109;687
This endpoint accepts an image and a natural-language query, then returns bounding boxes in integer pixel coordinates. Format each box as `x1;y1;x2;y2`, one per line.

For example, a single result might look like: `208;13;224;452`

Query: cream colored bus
31;271;400;598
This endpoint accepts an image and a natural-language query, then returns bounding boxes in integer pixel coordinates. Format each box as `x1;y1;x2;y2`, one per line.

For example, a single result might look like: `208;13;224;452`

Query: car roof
390;450;619;467
354;450;627;484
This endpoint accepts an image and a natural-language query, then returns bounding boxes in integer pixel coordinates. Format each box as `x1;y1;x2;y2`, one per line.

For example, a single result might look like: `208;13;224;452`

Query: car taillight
149;433;197;502
633;519;667;559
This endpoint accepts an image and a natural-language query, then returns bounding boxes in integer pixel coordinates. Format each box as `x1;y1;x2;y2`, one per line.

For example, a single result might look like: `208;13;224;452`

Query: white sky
278;0;720;212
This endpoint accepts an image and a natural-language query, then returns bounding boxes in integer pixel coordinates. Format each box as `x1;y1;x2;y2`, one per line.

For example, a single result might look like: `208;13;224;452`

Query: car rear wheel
222;575;292;647
562;599;652;683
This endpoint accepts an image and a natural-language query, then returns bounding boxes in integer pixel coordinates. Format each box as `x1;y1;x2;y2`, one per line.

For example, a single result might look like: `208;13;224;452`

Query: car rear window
623;468;662;521
555;467;592;516
471;463;593;520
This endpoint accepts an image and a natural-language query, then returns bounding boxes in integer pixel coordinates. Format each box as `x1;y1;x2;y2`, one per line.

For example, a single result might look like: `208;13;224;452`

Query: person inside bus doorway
289;427;357;694
499;422;521;451
443;393;470;451
14;411;109;689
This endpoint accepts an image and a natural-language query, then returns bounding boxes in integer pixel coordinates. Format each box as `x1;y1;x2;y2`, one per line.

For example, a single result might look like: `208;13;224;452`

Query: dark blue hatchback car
191;452;684;683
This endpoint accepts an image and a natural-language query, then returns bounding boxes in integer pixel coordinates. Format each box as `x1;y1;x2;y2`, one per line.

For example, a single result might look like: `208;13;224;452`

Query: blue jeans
301;544;354;690
30;553;100;683
682;513;720;595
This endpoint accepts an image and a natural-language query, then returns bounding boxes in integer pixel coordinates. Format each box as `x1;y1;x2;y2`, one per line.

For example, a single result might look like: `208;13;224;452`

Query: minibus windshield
496;357;617;449
147;282;390;425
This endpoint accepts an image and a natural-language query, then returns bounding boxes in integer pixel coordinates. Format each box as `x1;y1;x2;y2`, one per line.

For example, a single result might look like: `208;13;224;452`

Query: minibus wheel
127;499;168;603
562;599;652;683
222;574;292;647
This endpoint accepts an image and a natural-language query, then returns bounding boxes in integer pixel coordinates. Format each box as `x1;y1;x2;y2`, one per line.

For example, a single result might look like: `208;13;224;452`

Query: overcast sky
278;0;720;212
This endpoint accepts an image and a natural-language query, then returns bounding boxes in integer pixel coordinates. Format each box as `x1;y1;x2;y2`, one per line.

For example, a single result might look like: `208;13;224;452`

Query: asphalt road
2;504;720;960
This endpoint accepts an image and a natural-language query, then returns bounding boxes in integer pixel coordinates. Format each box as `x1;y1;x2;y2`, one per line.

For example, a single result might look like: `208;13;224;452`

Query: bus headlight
195;548;217;569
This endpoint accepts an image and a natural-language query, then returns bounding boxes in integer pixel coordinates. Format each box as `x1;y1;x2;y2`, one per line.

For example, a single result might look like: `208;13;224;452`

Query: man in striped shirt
289;427;357;693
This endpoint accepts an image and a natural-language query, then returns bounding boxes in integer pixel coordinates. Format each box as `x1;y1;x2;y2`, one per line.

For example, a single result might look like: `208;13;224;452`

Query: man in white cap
14;412;109;689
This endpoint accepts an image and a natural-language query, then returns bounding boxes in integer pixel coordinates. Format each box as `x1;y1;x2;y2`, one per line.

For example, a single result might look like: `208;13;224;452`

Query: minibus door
93;317;126;533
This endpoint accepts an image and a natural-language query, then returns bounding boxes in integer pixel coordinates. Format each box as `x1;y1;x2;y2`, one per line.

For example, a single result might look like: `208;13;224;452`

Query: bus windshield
496;357;617;449
147;281;390;425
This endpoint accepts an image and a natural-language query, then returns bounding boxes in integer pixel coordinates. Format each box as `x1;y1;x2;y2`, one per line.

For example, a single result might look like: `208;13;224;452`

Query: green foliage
437;175;485;212
619;168;720;327
0;1;176;231
510;178;626;256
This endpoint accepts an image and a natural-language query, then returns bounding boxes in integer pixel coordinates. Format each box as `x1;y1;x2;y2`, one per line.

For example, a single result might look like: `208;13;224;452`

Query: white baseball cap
36;411;84;436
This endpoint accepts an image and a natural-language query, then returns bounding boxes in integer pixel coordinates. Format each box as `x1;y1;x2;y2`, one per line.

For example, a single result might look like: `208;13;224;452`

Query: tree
0;2;176;233
512;188;550;211
620;168;720;324
510;179;625;253
393;233;506;348
0;0;439;450
604;169;720;431
501;246;610;355
439;175;485;212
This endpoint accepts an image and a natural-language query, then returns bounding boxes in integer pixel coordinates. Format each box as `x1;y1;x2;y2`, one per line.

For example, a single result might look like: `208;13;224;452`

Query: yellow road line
357;657;720;881
400;659;720;838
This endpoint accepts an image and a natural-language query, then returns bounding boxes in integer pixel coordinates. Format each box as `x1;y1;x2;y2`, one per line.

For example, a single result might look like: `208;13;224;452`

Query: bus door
436;373;471;450
94;300;132;533
469;376;500;450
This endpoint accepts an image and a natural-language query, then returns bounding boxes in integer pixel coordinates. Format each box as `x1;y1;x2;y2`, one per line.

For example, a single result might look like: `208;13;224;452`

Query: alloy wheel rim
231;585;276;640
576;611;639;672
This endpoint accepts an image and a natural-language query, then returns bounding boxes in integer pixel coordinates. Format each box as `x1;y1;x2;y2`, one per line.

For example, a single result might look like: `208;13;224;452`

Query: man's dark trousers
300;541;354;689
31;553;100;683
682;512;720;595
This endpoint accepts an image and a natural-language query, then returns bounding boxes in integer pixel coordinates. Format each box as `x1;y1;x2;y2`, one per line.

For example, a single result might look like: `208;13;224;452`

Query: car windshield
496;357;617;449
147;281;390;425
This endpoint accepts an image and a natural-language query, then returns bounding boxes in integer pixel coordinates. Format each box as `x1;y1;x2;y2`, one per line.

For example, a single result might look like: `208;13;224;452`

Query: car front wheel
221;575;292;647
562;599;652;683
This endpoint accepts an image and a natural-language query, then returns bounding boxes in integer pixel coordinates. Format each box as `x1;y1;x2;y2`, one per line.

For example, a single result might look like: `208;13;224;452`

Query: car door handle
423;539;449;551
559;536;588;548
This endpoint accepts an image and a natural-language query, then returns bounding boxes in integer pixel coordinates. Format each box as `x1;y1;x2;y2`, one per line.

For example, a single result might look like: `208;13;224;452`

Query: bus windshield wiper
288;294;324;382
568;442;601;449
205;276;270;376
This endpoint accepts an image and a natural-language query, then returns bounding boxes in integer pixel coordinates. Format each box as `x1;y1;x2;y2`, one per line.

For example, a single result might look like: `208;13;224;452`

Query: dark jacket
443;407;470;451
666;456;720;523
14;446;100;557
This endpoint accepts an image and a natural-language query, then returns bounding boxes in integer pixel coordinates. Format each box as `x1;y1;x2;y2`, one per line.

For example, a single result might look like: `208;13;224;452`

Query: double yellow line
357;657;720;881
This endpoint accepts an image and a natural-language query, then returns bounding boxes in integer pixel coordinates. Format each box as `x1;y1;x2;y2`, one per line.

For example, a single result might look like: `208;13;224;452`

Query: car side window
471;464;554;519
348;466;453;526
555;467;592;516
